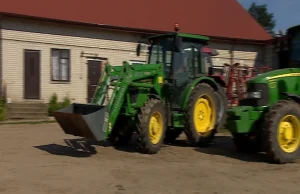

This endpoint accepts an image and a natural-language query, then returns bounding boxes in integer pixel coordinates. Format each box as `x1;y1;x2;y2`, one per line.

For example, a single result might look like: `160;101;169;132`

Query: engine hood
247;68;300;84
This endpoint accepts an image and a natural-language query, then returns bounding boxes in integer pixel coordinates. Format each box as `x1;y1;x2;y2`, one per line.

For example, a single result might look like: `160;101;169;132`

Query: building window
51;49;70;81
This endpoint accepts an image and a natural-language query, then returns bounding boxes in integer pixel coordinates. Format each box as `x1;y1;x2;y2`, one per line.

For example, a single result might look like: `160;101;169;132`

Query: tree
248;2;276;35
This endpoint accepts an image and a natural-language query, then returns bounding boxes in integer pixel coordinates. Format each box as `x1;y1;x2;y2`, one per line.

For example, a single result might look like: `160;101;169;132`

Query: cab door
167;45;203;110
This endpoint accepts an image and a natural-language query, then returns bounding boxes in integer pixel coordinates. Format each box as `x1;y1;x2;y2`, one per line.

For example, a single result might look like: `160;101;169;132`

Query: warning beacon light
174;23;179;32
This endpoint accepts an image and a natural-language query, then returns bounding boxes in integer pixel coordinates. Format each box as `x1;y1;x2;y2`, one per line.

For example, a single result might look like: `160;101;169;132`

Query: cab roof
149;32;210;42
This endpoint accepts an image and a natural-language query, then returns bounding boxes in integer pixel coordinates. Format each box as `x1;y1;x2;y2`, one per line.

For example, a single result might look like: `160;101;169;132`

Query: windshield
180;42;203;77
148;37;174;77
147;36;205;79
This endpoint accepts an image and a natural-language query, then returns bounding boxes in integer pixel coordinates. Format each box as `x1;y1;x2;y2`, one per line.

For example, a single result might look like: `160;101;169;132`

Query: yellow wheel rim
277;115;300;153
149;111;164;144
193;95;216;134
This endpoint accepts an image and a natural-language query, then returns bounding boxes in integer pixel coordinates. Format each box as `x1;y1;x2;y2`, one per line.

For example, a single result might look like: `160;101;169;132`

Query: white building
0;0;272;104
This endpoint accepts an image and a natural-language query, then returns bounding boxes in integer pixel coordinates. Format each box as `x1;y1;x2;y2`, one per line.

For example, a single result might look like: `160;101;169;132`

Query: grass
0;97;6;121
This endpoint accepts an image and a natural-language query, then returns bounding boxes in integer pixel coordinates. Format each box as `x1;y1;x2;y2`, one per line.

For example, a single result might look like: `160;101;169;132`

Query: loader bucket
52;103;109;141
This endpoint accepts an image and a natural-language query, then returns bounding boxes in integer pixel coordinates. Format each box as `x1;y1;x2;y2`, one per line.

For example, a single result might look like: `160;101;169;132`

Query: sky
237;0;300;33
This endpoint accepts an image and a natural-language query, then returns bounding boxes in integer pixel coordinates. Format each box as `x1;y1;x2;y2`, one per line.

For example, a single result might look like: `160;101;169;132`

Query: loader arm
98;62;164;136
53;61;164;141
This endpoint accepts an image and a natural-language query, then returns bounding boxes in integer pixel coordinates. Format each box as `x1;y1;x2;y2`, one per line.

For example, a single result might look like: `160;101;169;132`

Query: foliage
48;93;71;116
248;2;276;35
0;97;6;121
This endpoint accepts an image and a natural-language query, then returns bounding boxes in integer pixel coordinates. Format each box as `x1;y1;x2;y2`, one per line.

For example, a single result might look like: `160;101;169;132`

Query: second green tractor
226;24;300;164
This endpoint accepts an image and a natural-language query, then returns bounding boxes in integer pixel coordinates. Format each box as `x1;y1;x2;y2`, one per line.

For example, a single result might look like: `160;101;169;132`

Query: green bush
48;93;71;116
61;96;71;108
0;97;6;121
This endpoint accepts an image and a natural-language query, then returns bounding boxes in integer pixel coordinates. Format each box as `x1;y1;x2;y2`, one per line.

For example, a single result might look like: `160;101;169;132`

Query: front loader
53;24;228;154
226;25;300;164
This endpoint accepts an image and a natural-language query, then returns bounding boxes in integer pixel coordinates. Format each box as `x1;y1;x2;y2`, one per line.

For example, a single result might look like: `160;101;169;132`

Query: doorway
24;50;40;99
87;59;103;103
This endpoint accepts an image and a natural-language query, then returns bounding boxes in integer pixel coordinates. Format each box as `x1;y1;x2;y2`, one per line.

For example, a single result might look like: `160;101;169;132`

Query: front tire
137;98;167;154
184;83;218;147
263;100;300;164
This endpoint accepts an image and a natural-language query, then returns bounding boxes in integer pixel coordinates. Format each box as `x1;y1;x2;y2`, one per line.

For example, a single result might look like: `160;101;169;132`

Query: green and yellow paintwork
226;68;300;134
193;94;216;133
91;60;219;138
53;30;223;143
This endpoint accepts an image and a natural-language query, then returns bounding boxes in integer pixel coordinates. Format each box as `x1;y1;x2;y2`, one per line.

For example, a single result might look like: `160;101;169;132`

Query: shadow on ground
34;133;170;157
34;138;104;157
166;134;270;163
194;135;270;163
34;134;270;163
111;133;171;154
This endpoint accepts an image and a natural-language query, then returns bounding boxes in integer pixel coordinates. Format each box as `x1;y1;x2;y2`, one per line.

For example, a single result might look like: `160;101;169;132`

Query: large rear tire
184;83;219;147
137;98;167;154
263;100;300;164
214;84;228;132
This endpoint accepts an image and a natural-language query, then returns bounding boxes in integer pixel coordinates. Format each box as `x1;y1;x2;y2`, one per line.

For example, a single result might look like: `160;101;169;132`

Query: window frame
51;48;71;82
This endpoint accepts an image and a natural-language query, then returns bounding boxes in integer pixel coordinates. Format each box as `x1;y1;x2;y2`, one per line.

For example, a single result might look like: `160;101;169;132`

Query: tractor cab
136;24;220;109
136;24;217;84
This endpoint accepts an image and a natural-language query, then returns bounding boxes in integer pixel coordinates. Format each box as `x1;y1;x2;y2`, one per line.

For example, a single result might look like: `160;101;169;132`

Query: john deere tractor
226;25;300;164
53;25;227;154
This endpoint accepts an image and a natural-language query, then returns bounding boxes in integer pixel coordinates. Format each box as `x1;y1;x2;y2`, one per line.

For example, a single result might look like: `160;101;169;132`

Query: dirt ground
0;123;300;194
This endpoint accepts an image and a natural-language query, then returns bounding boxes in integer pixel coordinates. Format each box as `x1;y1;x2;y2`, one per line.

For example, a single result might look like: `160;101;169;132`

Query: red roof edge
0;12;272;45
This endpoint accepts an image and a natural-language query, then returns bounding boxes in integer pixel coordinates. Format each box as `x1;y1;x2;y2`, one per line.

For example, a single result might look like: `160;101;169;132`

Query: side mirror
136;43;141;56
173;37;182;52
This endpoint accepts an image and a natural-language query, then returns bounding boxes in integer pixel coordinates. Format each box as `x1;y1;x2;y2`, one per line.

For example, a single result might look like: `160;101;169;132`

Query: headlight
247;91;261;99
240;83;268;107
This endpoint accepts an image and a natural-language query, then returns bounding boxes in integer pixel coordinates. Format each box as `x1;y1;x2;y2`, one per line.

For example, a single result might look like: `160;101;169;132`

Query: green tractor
226;25;300;164
53;25;228;154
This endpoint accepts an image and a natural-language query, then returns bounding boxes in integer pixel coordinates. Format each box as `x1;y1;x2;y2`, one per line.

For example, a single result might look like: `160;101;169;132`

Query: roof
0;0;272;42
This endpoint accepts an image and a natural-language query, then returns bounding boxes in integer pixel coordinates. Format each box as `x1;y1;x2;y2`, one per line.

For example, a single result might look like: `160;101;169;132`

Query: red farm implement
208;63;272;108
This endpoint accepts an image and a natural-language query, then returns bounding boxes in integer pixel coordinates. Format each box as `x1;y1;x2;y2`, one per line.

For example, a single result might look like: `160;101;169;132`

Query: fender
210;75;226;88
282;92;300;104
148;93;164;102
180;76;219;109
